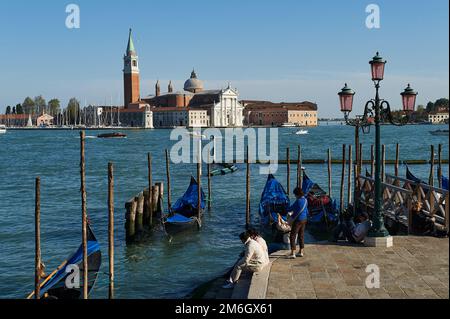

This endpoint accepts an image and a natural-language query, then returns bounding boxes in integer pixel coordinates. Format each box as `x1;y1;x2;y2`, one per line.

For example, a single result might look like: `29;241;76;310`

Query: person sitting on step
222;232;270;289
332;212;372;244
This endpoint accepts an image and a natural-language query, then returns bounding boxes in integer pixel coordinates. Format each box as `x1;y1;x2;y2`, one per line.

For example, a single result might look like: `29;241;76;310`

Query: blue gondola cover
259;174;290;225
171;177;206;217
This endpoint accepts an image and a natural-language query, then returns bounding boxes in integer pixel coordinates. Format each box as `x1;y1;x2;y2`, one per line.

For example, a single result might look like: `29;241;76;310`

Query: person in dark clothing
287;188;308;259
332;212;372;244
410;201;436;235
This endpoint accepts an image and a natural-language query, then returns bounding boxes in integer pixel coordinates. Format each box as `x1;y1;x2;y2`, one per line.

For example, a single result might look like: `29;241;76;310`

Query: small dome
184;69;204;93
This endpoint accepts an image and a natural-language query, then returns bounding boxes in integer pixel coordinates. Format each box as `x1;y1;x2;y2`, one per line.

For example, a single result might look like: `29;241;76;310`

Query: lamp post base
367;228;390;238
364;235;393;248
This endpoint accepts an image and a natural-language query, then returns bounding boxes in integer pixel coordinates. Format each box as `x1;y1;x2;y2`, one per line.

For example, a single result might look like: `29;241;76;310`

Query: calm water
0;124;448;299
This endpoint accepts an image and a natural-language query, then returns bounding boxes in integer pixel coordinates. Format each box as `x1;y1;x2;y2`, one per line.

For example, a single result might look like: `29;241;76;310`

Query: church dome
184;70;204;93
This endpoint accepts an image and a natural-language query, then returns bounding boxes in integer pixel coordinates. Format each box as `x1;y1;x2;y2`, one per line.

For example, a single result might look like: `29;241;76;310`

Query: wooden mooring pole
381;144;386;183
165;149;172;211
438;144;443;189
148;153;153;227
395;143;400;177
208;153;212;210
108;163;114;299
197;160;202;222
297;145;302;188
327;148;332;197
34;177;41;300
370;145;375;177
340;145;346;214
80;131;88;299
429;145;435;187
347;145;353;207
286;147;290;195
246;146;251;229
359;143;363;176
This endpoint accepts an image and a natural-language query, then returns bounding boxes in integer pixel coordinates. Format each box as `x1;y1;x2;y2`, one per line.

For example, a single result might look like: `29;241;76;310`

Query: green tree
434;98;449;110
5;106;11;114
66;98;80;124
426;101;435;113
34;95;47;114
48;99;61;115
12;106;16;114
16;104;24;114
23;97;36;114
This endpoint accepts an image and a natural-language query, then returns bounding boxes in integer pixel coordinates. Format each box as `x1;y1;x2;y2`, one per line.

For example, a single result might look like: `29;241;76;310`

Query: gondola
164;177;206;234
258;174;291;243
302;172;339;229
406;165;425;184
210;163;238;176
27;224;101;299
442;176;449;191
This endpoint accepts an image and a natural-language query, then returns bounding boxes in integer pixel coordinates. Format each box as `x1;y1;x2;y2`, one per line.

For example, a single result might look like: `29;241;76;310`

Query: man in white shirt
223;232;270;289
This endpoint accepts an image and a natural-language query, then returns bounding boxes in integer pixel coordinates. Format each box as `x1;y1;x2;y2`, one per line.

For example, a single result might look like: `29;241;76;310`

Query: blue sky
0;0;448;117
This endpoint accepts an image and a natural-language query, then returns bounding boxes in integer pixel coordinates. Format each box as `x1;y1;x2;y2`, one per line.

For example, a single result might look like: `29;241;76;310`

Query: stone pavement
265;236;449;299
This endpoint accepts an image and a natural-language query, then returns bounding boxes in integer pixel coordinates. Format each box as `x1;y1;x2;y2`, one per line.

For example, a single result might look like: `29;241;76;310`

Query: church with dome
142;69;244;127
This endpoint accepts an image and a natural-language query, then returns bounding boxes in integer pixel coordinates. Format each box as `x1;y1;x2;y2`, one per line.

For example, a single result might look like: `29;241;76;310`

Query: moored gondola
163;177;206;234
27;224;101;299
302;172;339;230
258;174;291;243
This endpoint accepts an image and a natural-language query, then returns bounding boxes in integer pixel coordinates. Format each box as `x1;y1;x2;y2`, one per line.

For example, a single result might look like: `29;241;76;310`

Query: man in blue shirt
288;188;309;259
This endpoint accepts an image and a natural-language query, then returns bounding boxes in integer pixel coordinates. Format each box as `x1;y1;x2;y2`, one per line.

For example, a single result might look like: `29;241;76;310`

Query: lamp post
338;52;418;238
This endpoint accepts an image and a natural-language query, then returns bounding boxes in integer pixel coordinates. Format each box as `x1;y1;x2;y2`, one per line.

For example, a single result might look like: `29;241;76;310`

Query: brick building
242;101;318;127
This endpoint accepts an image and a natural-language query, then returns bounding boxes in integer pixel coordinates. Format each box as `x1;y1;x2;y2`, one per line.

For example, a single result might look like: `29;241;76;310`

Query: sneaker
222;281;235;289
296;252;304;258
288;254;296;259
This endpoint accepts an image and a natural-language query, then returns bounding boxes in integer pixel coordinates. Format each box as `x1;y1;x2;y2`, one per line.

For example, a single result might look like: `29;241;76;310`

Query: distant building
36;113;54;127
153;107;209;128
242;101;318;127
428;108;449;124
0;114;30;127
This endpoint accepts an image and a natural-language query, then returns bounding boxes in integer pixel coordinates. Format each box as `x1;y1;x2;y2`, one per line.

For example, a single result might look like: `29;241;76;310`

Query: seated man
410;201;436;236
223;232;270;289
333;212;372;244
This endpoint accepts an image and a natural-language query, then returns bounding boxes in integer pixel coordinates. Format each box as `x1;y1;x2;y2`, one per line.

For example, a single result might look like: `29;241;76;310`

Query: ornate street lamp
338;52;418;238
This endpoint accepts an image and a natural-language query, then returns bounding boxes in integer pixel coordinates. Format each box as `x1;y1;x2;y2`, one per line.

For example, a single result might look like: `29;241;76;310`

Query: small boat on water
442;176;449;191
0;125;6;134
295;129;309;135
210;163;239;176
406;165;425;184
27;224;101;299
302;172;339;230
280;123;297;128
97;132;127;138
430;130;449;136
164;177;206;234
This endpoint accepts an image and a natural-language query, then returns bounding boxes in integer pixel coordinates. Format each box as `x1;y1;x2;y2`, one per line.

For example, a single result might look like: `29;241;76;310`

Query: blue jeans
333;220;356;243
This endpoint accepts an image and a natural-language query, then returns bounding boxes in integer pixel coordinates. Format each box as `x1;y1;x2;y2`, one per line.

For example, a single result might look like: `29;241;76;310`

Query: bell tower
123;28;140;108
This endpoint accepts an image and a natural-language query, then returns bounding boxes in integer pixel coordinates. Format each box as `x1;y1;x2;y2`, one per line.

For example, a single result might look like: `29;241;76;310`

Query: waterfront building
428;108;449;124
0;114;30;127
153;107;209;128
36;113;54;127
242;101;318;127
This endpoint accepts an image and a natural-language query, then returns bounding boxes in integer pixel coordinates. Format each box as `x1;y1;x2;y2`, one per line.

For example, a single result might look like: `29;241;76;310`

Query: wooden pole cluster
286;147;290;195
34;177;41;300
80;131;88;300
108;163;114;299
340;144;346;214
246;146;251;229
